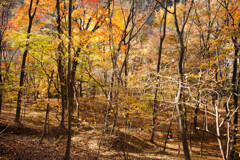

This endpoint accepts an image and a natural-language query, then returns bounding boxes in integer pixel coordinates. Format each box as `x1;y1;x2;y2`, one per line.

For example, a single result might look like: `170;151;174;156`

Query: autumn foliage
0;0;240;159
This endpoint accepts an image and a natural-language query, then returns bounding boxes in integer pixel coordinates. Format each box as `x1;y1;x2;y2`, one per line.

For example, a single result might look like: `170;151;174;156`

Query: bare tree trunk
105;71;113;132
56;0;66;128
15;0;40;123
200;111;205;157
189;112;192;153
64;0;72;159
0;9;4;115
193;95;199;133
174;14;190;160
150;1;167;143
105;0;115;133
226;99;231;159
215;100;226;160
175;81;190;160
73;85;80;127
79;79;83;97
0;45;2;114
39;70;54;144
124;53;128;88
230;39;239;160
172;0;194;158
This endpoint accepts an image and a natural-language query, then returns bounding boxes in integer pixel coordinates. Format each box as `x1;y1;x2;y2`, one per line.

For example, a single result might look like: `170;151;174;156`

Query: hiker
168;131;173;139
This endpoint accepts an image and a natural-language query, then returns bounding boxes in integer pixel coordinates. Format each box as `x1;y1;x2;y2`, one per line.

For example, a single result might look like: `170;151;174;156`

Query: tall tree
172;0;194;159
14;0;40;123
150;0;168;143
56;0;67;128
64;0;72;159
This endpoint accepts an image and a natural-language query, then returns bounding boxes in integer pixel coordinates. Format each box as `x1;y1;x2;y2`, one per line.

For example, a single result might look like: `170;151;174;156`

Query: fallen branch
0;120;14;135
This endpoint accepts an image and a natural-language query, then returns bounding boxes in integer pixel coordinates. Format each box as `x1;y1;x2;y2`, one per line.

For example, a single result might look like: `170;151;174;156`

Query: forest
0;0;239;159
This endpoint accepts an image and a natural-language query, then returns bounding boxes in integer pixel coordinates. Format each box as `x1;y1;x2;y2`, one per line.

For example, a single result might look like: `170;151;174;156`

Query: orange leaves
37;0;57;15
9;5;28;30
9;0;43;31
74;0;99;6
72;8;86;18
73;0;100;12
83;0;99;5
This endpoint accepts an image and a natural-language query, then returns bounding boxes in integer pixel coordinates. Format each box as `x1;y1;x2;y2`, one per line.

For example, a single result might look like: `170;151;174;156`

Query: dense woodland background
0;0;239;159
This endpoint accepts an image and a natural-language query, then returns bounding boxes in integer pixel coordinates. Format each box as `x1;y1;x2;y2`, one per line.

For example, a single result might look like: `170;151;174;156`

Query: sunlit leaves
6;30;56;55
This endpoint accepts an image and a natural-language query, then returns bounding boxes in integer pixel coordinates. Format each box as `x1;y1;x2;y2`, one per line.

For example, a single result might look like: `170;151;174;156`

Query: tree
104;0;157;134
161;0;194;159
150;0;168;143
2;0;240;159
64;0;72;159
217;0;240;158
14;0;40;123
173;0;193;158
56;0;67;128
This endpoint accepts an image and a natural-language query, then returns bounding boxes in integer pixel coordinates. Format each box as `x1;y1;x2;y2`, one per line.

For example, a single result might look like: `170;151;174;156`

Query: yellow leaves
6;29;57;62
89;46;111;70
112;9;125;31
154;7;174;27
72;8;86;19
97;7;108;18
88;31;104;43
6;30;28;50
72;30;92;48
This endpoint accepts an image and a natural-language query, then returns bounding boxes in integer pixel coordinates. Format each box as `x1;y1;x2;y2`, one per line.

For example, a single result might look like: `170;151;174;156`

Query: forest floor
0;98;231;160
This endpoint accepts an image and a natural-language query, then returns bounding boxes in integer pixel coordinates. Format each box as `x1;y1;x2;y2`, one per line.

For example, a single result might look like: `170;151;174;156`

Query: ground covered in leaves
0;121;172;160
0;100;226;160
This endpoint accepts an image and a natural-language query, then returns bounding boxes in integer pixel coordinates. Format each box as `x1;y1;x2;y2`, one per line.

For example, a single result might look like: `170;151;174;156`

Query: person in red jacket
168;131;173;139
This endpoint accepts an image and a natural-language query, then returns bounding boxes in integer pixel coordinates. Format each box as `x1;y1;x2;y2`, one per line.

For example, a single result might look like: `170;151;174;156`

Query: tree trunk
64;0;72;159
175;45;190;160
59;65;66;128
71;48;80;112
175;78;190;160
0;44;2;114
193;104;198;132
105;0;115;132
56;0;66;128
226;99;231;159
124;53;128;88
193;93;200;133
150;98;157;143
215;100;226;160
200;113;204;157
150;3;167;143
73;85;80;127
172;0;193;158
230;40;239;160
105;72;113;132
14;0;40;123
39;70;54;144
